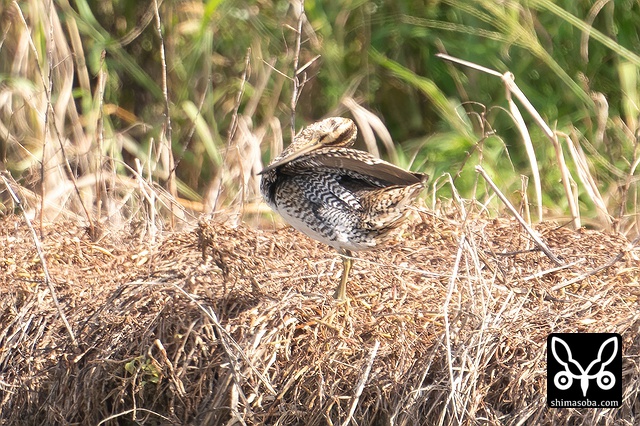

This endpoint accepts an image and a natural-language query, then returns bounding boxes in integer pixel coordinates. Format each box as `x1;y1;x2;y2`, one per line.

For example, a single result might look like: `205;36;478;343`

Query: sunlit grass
0;0;638;235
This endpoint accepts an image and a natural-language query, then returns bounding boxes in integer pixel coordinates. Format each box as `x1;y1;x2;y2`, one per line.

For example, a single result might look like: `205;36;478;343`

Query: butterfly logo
551;336;618;397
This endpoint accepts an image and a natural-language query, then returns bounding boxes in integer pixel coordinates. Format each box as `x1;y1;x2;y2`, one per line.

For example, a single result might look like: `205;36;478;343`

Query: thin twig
135;158;156;244
171;284;277;395
171;76;210;176
521;175;532;225
476;165;564;265
522;259;585;282
437;53;581;228
1;173;78;347
290;0;306;140
561;130;612;229
437;54;543;222
435;53;502;77
211;49;252;216
112;158;191;223
96;50;107;222
13;1;95;237
228;49;252;148
42;0;55;237
551;234;640;291
441;232;466;425
152;0;176;225
97;408;172;425
505;84;543;222
342;340;380;426
175;286;256;421
502;72;580;228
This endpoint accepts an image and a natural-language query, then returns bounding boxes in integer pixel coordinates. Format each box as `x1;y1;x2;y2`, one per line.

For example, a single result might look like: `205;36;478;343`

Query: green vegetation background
1;0;638;233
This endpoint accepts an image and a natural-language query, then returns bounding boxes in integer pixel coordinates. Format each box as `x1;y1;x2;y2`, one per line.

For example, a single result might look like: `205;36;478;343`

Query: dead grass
1;209;638;425
2;2;639;424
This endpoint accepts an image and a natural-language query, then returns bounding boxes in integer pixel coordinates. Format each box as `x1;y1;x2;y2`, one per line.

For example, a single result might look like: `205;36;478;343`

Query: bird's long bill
258;139;323;175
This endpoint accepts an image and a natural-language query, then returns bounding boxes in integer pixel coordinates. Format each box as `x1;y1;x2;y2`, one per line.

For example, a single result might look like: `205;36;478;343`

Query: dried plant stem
501;72;580;228
228;49;251;148
342;340;380;426
551;234;640;291
13;1;95;236
97;408;171;425
521;175;532;224
153;0;176;223
441;232;466;425
211;49;252;215
476;165;563;265
1;173;77;347
135;159;157;244
2;217;637;424
522;259;585;282
505;87;543;221
609;130;640;233
41;0;54;236
95;50;107;221
290;0;306;139
436;53;581;228
172;284;277;396
172;74;211;176
561;131;613;229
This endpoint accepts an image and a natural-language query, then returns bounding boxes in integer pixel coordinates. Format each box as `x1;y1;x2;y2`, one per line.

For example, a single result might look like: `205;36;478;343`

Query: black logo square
547;333;622;408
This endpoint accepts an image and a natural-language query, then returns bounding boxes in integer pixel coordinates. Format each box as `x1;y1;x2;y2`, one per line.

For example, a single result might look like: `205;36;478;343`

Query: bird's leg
333;249;354;300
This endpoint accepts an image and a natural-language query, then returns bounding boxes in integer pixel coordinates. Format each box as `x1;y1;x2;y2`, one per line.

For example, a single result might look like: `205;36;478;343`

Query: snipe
259;117;428;299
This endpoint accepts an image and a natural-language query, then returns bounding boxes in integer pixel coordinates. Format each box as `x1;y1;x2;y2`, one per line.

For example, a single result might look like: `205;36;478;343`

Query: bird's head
295;117;357;150
259;117;357;174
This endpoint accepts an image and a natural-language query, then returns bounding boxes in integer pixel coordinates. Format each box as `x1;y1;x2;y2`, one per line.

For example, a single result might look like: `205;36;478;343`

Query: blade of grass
437;54;581;228
476;165;563;265
182;100;222;166
531;0;640;67
371;49;473;138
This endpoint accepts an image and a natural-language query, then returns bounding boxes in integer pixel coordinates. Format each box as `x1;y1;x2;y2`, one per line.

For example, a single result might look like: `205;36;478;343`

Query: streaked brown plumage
260;117;428;299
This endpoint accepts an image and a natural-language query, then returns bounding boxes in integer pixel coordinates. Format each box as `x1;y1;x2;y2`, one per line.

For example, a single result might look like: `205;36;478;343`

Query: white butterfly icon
551;336;617;397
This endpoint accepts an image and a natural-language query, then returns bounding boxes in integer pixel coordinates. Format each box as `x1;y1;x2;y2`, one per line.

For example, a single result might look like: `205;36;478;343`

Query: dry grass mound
0;212;639;425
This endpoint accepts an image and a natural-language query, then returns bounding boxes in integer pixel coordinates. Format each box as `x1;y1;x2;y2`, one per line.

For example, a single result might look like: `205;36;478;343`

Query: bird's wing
282;148;427;187
312;150;427;186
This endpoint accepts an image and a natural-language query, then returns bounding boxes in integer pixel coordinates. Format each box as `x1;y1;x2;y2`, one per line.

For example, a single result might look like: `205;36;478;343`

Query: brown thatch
0;211;638;425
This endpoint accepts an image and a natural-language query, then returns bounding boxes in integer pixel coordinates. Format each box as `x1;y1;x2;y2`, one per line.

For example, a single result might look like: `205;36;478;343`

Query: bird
259;117;428;300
